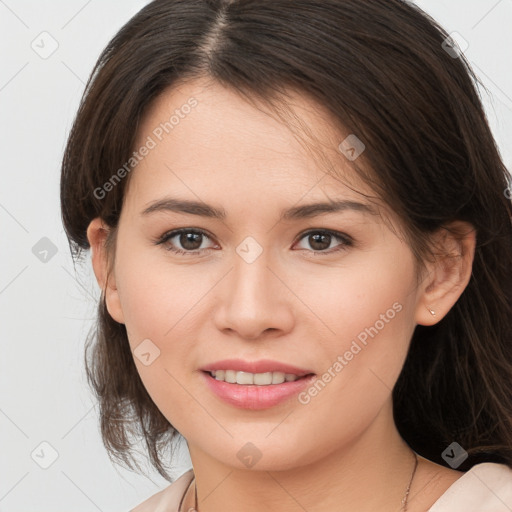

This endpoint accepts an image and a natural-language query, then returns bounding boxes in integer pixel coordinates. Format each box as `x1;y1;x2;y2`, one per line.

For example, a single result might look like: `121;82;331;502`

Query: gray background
1;0;511;510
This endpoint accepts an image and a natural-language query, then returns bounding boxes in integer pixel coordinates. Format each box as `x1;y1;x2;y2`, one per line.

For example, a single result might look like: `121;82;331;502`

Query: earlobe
415;221;477;326
86;217;125;324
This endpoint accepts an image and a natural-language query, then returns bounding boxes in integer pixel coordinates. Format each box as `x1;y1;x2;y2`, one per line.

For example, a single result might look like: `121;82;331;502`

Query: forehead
126;78;381;217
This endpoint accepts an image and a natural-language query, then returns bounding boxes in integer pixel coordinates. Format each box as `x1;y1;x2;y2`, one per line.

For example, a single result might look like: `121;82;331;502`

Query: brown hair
60;0;512;481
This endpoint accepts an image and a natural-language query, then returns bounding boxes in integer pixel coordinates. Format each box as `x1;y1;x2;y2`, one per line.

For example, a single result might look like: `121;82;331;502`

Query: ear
414;220;477;326
86;217;125;324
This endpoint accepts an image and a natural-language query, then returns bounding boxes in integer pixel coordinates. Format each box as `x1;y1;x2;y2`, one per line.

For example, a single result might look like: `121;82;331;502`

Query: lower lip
200;371;317;410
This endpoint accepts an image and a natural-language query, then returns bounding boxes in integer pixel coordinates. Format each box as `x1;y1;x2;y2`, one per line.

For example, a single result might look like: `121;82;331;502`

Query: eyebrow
141;197;379;221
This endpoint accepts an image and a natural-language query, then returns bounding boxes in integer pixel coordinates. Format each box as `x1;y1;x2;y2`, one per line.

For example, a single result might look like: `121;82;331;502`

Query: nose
213;244;295;341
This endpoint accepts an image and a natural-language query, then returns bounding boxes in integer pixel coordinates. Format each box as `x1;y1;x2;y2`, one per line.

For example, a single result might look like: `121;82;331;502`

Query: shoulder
129;469;194;512
428;462;512;512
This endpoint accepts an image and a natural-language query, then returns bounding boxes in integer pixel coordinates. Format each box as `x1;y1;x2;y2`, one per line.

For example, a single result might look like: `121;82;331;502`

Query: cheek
286;298;415;467
114;239;200;341
298;251;417;414
114;265;201;433
111;243;196;402
297;254;414;355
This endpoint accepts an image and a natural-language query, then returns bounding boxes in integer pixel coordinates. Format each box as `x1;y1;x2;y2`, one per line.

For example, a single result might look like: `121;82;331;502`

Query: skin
87;78;476;511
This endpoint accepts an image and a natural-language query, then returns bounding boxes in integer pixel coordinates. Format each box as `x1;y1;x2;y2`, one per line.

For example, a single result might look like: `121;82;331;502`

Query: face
95;78;430;471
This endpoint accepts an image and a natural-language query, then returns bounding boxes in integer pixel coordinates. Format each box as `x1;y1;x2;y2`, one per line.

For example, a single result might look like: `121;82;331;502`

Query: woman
60;0;512;510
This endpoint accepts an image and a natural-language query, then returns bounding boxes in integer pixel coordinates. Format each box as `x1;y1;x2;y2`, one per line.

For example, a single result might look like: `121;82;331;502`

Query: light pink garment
427;462;512;511
130;469;194;512
130;463;512;512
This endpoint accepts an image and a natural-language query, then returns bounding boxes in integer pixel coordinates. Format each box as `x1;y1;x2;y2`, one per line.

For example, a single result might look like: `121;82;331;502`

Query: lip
200;359;314;377
200;371;317;410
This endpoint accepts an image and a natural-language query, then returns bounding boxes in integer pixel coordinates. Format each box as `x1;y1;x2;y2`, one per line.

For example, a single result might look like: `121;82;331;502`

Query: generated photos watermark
93;97;198;200
298;301;403;404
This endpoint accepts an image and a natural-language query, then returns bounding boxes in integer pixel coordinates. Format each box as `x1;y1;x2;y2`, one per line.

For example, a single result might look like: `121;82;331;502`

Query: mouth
200;369;317;410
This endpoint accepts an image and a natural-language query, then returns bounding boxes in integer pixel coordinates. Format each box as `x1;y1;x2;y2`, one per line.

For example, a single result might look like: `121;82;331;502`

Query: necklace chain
182;451;418;512
402;451;419;511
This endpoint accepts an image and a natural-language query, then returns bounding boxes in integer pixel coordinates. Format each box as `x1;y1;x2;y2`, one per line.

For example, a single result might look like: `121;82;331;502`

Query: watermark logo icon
237;442;263;468
236;236;263;264
441;442;468;468
31;31;59;59
32;237;58;263
133;338;161;366
442;32;469;59
338;134;365;161
31;441;59;469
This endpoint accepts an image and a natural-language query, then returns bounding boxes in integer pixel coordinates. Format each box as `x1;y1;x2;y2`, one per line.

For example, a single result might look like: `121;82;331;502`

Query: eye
155;227;353;256
155;228;217;256
294;229;353;254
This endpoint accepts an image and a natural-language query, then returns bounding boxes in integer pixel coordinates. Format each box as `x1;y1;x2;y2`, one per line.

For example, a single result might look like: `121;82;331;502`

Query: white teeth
210;370;301;385
225;369;237;383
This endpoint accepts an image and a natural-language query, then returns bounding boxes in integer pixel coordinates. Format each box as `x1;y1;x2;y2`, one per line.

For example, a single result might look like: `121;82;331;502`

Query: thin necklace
402;451;419;511
181;451;419;511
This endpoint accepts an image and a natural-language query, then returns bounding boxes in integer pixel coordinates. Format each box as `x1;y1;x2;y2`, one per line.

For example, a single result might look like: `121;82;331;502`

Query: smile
201;371;317;410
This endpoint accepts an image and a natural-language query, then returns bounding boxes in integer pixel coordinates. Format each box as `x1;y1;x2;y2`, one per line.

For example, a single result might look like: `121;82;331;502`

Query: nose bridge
214;234;293;338
231;234;275;307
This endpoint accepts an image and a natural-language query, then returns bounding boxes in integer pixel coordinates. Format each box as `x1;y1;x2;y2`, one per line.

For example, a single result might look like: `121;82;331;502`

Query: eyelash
154;228;354;257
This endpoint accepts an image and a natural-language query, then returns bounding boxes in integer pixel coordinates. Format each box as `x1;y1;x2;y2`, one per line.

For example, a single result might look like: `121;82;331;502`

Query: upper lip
201;359;315;377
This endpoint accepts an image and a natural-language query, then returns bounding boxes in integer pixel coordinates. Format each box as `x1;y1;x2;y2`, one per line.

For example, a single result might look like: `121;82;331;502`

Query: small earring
427;306;436;316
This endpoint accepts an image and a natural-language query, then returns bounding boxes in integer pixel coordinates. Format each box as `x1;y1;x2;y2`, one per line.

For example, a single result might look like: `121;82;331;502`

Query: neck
185;401;417;512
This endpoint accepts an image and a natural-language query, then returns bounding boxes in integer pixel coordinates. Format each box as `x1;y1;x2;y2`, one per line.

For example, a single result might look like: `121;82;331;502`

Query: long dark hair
60;0;512;481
